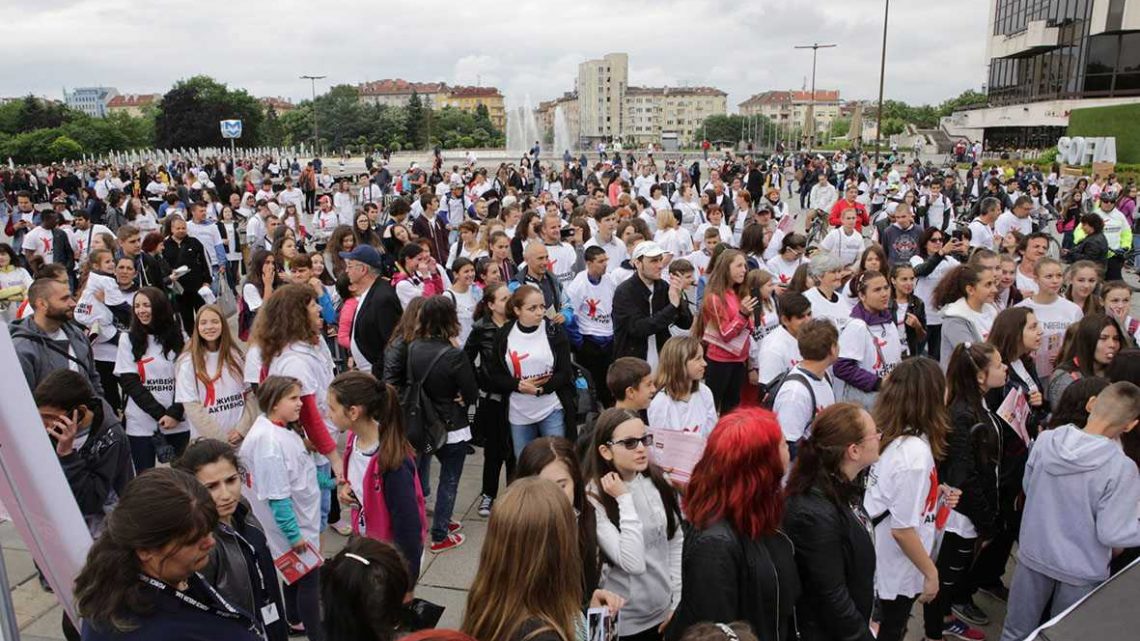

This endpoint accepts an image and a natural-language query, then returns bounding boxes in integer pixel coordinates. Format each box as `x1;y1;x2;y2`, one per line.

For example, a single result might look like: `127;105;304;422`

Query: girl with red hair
665;407;800;641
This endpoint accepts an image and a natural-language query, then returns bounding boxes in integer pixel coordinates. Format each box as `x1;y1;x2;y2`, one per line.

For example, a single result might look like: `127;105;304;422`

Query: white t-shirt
187;221;224;268
693;223;733;251
994;211;1032;239
175;350;249;437
69;224;113;265
566;271;616;338
312;210;339;241
820;228;865;267
838;318;903;381
347;438;378;531
545;242;579;285
765;255;803;288
750;304;781;345
656;227;694;260
910;254;959;325
945;300;998;342
805;288;852;332
240;415;322;557
968;219;996;251
22;226;55;263
863;434;939;600
1015;267;1039;296
773;366;835;442
506;321;561;425
583;235;627;273
754;325;801;386
267;340;337;464
445;287;480;347
113;334;188;437
647;384;718;438
1016;297;1082;373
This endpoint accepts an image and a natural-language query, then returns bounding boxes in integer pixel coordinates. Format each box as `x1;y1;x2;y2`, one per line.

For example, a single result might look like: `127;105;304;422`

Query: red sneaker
943;617;986;641
430;533;466;553
448;520;463;535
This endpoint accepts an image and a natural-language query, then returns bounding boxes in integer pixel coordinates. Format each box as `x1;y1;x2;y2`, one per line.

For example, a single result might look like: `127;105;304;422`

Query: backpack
759;370;829;435
400;343;450;455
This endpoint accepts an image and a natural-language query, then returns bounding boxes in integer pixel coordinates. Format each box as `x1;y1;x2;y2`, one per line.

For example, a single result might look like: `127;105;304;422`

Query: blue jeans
417;442;467;542
510;408;565;460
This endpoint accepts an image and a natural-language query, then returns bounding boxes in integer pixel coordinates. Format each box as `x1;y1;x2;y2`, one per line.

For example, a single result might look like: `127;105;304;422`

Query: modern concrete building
625;86;728;146
945;0;1140;148
576;53;629;143
106;93;159;117
63;86;118;118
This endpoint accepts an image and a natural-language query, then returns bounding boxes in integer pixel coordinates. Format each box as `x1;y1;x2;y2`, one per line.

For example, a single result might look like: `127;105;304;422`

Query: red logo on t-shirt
873;336;889;370
203;380;217;407
509;350;530;378
586;298;600;318
547;258;557;273
136;357;155;383
41;237;52;253
779;273;790;283
923;467;940;515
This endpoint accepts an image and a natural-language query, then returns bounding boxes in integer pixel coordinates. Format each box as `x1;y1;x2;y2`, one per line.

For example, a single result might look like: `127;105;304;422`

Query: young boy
607;356;656;415
773;319;838;453
567;246;616;406
752;292;814;391
667;259;697;337
1000;381;1140;641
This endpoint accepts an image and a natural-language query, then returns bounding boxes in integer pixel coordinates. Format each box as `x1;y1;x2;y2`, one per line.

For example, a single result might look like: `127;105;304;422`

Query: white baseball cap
631;241;665;260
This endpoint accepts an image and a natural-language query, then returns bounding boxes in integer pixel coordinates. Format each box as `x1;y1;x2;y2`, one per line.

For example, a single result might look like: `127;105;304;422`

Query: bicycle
805;209;828;247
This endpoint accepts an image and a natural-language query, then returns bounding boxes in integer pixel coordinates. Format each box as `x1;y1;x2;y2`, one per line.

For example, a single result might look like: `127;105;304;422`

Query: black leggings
475;396;515;499
284;567;325;641
926;324;942;362
876;595;916;641
705;359;745;414
924;531;976;638
576;337;615;408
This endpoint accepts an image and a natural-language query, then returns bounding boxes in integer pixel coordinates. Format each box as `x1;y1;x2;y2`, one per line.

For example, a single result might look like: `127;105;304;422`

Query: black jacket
162;235;211;293
667;521;800;641
784;487;876;641
61;400;135;533
136;252;172;291
201;501;287;641
464;317;502;388
887;294;927;357
382;335;410;389
484;319;578;438
407;338;479;432
944;398;1025;540
612;275;693;361
352;277;402;369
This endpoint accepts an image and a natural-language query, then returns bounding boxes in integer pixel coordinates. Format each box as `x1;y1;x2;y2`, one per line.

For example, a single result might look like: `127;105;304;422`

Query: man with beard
10;277;104;396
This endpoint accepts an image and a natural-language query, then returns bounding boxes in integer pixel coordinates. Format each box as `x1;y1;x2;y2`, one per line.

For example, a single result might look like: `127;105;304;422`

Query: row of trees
3;75;505;163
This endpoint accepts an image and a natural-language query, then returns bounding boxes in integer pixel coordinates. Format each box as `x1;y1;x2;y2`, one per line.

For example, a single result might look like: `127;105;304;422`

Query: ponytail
329;371;411;471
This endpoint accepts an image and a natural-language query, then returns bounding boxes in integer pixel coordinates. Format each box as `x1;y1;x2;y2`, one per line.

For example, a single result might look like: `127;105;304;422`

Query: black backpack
759;369;828;427
400;343;450;455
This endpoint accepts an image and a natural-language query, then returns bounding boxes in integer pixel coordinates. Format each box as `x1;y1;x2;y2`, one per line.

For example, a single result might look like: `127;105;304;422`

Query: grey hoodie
1018;424;1140;584
8;317;103;397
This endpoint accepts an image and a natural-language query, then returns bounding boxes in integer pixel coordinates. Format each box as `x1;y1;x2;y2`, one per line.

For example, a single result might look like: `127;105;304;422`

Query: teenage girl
888;263;926;358
648;336;718;438
1101;280;1139;345
1015;257;1083;380
694;249;755;414
586;408;683;641
1063;260;1103;315
834;270;901;410
326;371;427;581
239;376;325;641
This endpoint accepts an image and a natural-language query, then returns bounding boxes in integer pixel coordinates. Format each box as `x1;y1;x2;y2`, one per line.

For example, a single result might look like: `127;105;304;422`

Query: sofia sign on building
1057;136;1117;165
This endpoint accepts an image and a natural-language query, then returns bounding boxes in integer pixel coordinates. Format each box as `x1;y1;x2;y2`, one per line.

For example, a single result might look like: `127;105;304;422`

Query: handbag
216;276;237;317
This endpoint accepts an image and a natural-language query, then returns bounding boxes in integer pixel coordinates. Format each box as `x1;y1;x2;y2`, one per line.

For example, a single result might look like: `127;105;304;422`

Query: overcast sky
5;0;990;110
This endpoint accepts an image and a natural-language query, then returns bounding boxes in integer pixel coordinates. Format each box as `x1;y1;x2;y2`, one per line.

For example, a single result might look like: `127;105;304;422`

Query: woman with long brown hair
74;468;262;640
462;477;585;641
784;403;880;641
326;371;426;580
694;248;756;414
176;304;253;443
863;357;955;641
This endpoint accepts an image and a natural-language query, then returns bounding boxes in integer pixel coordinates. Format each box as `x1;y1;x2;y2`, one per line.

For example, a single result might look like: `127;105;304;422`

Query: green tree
882;118;906;137
406;91;426;149
937;90;988;116
47;135;82;159
154;75;264;149
830;117;851;138
262;105;285;147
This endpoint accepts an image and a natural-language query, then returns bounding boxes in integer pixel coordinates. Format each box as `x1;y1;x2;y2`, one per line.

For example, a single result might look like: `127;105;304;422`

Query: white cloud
1;0;990;110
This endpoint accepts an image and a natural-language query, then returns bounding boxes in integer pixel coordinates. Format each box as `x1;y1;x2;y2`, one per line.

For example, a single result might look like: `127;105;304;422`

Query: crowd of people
3;145;1140;641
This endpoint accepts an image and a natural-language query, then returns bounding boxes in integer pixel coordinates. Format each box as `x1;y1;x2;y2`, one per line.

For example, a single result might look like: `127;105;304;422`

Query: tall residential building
945;0;1140;148
625;86;728;146
106;93;159;117
577;53;628;143
738;90;842;130
63;86;118;118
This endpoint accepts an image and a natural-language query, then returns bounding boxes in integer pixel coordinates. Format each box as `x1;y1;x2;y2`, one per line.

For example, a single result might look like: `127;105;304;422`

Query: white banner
0;328;91;624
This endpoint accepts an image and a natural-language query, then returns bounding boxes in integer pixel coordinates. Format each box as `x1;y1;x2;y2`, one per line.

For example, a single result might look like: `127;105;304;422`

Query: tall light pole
300;74;326;155
874;0;890;165
794;42;836;151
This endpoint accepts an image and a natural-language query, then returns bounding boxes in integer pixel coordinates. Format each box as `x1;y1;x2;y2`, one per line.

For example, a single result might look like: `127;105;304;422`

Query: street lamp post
300;74;326;155
794;42;836;151
874;0;890;166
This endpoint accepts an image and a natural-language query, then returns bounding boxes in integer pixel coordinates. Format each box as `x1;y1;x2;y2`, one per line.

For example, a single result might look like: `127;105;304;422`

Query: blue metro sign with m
220;120;243;139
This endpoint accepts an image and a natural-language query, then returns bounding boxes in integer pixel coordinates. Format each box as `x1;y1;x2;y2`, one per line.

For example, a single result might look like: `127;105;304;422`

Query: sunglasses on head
607;434;654;450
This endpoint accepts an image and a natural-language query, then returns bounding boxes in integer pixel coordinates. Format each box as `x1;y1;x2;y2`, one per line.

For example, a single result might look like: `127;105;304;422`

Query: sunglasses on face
607;434;654;450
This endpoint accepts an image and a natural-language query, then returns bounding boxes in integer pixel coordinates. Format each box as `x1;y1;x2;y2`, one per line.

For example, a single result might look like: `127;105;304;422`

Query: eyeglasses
929;237;944;243
606;434;654;450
